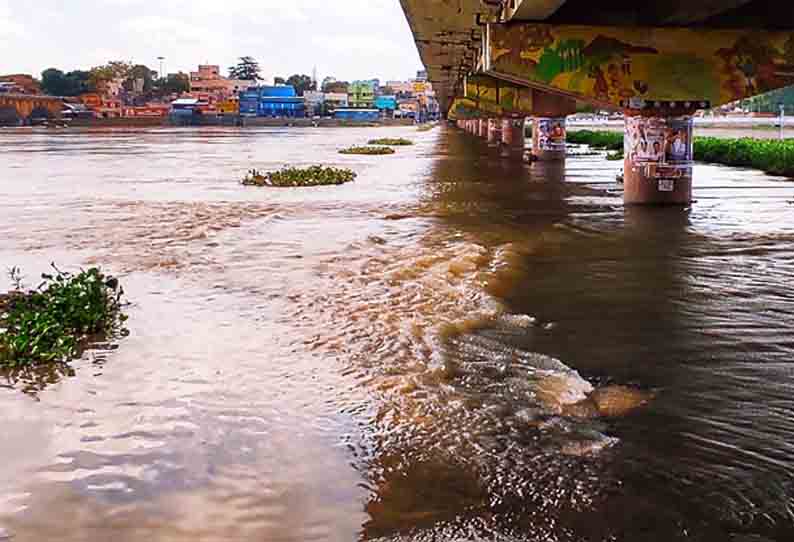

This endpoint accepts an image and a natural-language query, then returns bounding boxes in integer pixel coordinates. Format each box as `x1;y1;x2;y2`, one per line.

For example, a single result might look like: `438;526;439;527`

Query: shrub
242;166;356;187
568;130;794;177
0;266;127;368
339;146;396;155
367;138;414;146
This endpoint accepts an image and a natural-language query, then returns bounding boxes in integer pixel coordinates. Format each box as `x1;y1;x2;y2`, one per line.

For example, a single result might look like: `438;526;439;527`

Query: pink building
189;65;251;99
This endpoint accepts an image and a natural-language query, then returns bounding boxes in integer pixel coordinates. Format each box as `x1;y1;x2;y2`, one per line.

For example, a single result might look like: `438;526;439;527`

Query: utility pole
780;103;785;140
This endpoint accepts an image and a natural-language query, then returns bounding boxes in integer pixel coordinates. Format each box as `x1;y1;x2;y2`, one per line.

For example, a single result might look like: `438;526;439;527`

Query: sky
0;0;424;83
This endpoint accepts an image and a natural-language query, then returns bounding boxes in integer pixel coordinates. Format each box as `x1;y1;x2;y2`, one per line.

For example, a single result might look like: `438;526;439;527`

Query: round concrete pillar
501;118;525;157
532;117;567;161
487;118;500;144
623;113;693;205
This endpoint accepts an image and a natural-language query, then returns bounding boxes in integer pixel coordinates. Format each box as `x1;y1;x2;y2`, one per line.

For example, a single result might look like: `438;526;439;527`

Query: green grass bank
568;130;794;178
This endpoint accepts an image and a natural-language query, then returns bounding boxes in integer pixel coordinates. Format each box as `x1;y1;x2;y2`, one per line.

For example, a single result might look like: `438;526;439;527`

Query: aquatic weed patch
367;138;414;146
567;130;624;151
569;130;794;177
694;137;794;177
0;266;127;368
242;166;356;187
339;146;396;155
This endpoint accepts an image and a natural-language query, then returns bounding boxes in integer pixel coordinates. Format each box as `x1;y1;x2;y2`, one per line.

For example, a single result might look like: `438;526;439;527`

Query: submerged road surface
1;125;794;541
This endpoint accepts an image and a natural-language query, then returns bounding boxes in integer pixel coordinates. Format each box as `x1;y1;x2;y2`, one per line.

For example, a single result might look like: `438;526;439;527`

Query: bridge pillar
623;110;694;205
487;118;501;144
500;118;525;158
531;117;567;161
529;92;575;161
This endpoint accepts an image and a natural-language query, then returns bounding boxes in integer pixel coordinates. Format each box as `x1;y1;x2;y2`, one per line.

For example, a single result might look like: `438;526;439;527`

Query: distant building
190;65;252;100
334;108;379;121
416;70;428;82
80;93;122;118
349;80;377;108
170;97;202;120
385;81;414;96
239;86;306;118
324;92;348;108
374;95;397;116
303;91;325;116
0;74;40;94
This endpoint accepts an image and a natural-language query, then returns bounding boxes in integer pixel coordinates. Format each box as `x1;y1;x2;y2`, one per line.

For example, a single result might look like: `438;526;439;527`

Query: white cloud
3;0;423;81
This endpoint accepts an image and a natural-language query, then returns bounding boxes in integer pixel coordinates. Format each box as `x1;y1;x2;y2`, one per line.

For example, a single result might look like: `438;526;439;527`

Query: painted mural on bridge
464;75;534;117
488;24;794;108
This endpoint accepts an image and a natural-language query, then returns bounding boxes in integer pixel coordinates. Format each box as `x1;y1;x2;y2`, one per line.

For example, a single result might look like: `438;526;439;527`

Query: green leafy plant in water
339;146;396;155
242;166;357;187
0;265;128;368
367;138;414;146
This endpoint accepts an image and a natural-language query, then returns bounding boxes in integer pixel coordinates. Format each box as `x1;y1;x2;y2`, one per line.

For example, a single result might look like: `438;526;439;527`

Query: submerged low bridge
400;0;794;204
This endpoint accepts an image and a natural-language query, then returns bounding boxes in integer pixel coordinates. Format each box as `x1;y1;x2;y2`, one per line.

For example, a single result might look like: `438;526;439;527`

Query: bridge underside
400;0;794;114
401;0;794;205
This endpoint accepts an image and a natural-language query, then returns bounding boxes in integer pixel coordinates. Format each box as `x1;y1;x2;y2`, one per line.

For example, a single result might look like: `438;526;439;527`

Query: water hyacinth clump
567;130;624;151
367;138;414;146
339;146;396;155
0;266;127;368
242;166;357;187
694;137;794;177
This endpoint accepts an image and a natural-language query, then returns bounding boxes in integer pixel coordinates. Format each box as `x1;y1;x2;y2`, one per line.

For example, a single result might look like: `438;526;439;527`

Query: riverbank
569;129;794;178
64;116;417;129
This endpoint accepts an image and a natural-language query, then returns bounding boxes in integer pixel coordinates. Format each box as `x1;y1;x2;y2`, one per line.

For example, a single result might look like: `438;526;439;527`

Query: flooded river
1;125;794;541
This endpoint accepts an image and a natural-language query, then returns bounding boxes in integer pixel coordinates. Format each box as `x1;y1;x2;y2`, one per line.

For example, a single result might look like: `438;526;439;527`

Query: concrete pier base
623;112;694;205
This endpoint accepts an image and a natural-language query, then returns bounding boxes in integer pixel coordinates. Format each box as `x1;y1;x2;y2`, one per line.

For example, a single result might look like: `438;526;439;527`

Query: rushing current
1;125;794;541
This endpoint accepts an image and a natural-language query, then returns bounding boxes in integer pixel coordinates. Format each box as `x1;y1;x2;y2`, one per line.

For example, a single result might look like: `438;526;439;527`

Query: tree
40;68;94;96
89;61;132;91
321;76;337;92
41;68;68;96
286;74;315;96
324;81;349;94
123;64;157;93
274;76;286;85
229;57;261;81
159;72;190;95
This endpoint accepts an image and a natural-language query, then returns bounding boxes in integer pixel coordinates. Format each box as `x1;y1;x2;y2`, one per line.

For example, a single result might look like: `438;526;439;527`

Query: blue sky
0;0;424;82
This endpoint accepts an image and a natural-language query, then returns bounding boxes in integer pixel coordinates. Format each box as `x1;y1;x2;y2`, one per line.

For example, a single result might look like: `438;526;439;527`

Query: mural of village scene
464;75;535;116
489;24;794;108
624;116;693;188
535;118;567;152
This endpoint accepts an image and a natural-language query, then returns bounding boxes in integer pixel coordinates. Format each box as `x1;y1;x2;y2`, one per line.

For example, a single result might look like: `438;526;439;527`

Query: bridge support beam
623;110;694;205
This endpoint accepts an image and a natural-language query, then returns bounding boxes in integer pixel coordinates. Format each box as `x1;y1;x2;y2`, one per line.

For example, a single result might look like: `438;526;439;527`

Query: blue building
334;109;380;121
238;86;306;118
374;96;397;114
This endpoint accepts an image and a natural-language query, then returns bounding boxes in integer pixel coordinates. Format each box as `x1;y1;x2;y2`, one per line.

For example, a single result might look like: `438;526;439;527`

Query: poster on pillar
625;116;693;190
535;118;566;152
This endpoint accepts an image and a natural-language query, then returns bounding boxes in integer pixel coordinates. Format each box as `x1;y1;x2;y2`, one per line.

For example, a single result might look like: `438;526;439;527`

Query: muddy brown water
1;125;794;541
